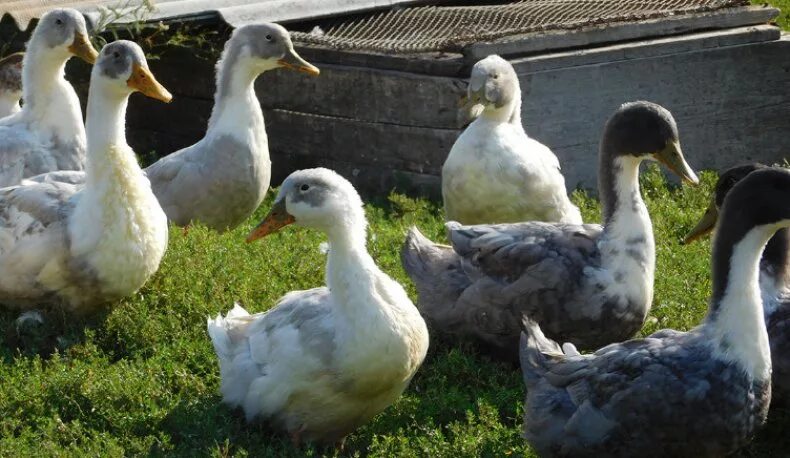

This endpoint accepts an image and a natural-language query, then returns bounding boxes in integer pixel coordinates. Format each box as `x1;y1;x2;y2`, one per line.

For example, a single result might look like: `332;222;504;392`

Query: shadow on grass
156;396;333;458
0;306;111;361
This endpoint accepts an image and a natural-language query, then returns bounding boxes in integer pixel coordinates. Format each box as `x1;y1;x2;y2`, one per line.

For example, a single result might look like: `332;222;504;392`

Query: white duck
442;55;582;225
208;168;429;445
0;8;98;188
518;167;790;457
144;23;320;232
0;52;23;118
0;40;171;314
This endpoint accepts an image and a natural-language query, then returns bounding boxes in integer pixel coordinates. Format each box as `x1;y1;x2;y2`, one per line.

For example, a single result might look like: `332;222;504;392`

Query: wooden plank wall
61;24;790;198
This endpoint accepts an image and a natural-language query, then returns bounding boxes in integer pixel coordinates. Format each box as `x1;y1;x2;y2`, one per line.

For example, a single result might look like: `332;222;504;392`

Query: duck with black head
518;166;790;457
0;8;98;188
402;101;698;361
684;163;790;406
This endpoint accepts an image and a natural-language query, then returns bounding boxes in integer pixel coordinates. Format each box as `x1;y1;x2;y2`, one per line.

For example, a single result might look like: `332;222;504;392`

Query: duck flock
0;7;788;456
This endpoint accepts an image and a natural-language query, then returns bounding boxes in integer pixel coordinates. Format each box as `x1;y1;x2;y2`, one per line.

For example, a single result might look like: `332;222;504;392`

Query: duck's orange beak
246;199;295;242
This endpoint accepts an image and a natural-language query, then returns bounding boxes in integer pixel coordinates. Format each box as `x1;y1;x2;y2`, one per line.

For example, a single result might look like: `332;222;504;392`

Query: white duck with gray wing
0;9;98;188
143;23;320;232
0;40;171;314
442;55;582;225
208;168;429;445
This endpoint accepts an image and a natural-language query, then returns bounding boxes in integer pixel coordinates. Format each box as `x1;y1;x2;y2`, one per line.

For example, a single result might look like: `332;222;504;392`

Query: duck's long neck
82;87;135;184
15;44;83;137
596;146;655;307
206;49;265;140
324;213;382;311
598;145;654;245
479;88;522;126
708;223;776;380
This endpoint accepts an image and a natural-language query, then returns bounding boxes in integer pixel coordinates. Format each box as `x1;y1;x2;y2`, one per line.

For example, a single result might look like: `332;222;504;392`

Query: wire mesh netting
291;0;750;54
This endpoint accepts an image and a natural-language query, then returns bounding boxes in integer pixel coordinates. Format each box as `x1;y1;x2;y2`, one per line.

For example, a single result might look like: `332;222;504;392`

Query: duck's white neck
7;44;85;143
601;156;654;246
598;155;655;307
479;87;522;125
84;88;128;177
323;212;381;309
708;225;775;380
206;53;266;138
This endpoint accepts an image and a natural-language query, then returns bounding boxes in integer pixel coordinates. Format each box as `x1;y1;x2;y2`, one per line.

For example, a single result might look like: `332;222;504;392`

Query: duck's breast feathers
447;221;602;280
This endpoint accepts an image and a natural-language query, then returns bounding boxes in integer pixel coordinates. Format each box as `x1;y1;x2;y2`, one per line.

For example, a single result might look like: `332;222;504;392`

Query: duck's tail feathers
207;303;257;407
401;226;469;312
519;316;564;389
206;303;249;358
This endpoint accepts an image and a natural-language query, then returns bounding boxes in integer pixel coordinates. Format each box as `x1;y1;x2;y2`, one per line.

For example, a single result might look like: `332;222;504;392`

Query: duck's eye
113;51;121;59
300;184;310;192
55;18;63;25
265;34;273;41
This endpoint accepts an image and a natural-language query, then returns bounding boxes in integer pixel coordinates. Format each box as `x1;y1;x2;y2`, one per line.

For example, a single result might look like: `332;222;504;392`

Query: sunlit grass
0;166;787;456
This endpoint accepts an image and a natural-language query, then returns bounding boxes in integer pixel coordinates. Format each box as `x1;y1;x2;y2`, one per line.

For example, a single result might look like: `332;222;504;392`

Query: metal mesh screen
291;0;749;54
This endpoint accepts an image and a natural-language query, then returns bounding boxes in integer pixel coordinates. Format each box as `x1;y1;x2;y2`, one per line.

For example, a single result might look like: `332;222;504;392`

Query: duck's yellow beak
277;49;320;76
127;63;173;103
682;200;718;245
654;140;699;186
246;199;295;243
68;33;98;64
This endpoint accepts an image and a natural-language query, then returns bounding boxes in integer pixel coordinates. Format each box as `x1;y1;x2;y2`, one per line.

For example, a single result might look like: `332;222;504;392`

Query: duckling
144;23;320;232
0;9;97;188
208;168;429;445
519;167;790;457
443;55;582;225
402;101;698;361
0;52;23;118
684;163;790;405
0;40;171;313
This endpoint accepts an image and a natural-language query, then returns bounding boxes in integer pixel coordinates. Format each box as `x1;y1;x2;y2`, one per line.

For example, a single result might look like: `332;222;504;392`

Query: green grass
753;0;790;30
0;166;787;456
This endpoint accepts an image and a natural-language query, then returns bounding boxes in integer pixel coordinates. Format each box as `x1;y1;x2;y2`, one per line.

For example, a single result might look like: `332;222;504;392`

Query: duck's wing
145;142;210;226
402;221;602;357
448;221;601;280
207;288;336;417
520;326;723;455
23;170;87;186
0;126;38;188
0;180;78;305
